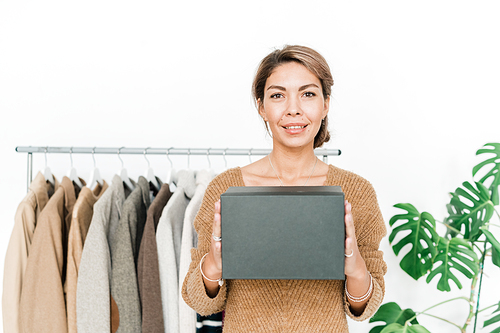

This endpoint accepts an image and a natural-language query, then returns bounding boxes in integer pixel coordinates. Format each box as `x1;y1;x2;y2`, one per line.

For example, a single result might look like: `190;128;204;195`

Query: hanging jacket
138;183;173;333
19;176;82;333
77;175;134;333
179;170;213;333
157;170;196;333
110;176;150;332
2;172;58;333
66;181;108;333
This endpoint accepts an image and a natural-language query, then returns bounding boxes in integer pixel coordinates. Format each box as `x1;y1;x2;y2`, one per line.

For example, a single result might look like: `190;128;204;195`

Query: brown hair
252;45;333;148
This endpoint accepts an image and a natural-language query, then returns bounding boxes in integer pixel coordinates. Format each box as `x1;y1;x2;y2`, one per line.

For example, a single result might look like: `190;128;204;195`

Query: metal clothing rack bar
16;146;341;192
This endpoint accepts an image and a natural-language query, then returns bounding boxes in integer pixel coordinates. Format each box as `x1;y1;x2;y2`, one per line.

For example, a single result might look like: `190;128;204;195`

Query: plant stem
405;297;469;324
477;303;498;314
419;297;470;314
418;312;464;330
494;208;500;220
464;269;480;331
473;242;487;332
437;220;464;236
473;243;484;255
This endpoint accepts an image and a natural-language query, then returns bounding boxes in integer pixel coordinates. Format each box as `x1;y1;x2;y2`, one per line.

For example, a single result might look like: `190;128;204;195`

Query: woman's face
259;61;329;150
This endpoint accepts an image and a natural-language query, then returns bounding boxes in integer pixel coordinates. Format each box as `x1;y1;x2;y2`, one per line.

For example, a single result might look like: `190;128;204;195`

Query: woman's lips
282;124;308;134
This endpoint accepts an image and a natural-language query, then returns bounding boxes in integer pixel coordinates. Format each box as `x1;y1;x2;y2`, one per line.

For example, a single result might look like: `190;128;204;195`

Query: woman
182;45;387;332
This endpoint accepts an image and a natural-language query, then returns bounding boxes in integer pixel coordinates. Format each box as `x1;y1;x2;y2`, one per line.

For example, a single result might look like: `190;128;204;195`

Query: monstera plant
370;143;500;333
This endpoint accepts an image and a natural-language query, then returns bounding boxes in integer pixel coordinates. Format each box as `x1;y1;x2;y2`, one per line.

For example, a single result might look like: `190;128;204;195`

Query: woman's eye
303;92;316;97
270;93;283;99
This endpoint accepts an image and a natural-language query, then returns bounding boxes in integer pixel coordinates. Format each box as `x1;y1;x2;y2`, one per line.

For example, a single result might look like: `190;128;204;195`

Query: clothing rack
16;146;342;192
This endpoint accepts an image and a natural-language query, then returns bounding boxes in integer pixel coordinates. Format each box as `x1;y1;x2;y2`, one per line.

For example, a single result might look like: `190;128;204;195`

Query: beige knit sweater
182;165;387;332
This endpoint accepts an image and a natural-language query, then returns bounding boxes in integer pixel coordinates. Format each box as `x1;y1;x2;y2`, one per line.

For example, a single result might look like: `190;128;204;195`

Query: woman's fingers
210;200;222;270
214;211;221;252
344;200;356;257
213;200;222;249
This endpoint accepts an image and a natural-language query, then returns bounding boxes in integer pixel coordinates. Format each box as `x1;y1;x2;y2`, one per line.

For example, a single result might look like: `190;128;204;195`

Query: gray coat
110;176;151;332
77;175;134;333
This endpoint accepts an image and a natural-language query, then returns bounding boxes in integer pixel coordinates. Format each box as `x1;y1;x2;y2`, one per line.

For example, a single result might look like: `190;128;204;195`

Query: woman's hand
344;199;372;314
201;199;223;297
344;200;364;277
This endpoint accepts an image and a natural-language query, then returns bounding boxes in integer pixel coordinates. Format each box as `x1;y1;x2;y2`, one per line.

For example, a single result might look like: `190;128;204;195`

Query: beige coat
65;181;108;333
19;176;81;333
2;172;58;333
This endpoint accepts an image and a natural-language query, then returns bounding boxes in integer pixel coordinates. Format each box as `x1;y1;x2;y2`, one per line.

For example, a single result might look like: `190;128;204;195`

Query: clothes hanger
43;147;55;186
187;148;198;178
223;147;228;171
143;147;160;191
206;148;216;178
117;147;135;191
165;148;177;192
87;147;103;191
67;147;83;188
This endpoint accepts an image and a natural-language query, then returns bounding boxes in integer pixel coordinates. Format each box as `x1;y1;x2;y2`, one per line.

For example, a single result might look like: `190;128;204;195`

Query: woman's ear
257;98;268;121
322;96;330;119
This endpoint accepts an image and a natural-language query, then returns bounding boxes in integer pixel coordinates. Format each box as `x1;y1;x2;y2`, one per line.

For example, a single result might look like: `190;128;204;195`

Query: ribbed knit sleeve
326;166;387;321
181;168;243;316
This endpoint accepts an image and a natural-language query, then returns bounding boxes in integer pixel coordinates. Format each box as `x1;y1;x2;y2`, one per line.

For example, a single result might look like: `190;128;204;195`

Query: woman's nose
286;96;302;116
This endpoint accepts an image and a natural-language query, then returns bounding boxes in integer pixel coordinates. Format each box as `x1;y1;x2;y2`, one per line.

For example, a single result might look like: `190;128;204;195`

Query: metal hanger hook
44;147;48;169
223;148;228;169
207;148;212;169
187;148;191;169
118;147;125;168
249;148;253;164
166;148;174;169
144;147;151;168
69;147;74;168
92;147;97;168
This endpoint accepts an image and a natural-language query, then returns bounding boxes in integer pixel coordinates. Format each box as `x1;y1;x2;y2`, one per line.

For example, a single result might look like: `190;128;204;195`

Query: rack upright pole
27;152;33;192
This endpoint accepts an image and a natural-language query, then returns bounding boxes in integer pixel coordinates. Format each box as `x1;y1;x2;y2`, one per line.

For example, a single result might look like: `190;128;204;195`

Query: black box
220;186;345;280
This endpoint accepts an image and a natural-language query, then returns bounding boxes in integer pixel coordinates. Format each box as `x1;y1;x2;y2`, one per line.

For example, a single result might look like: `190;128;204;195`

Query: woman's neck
268;145;319;185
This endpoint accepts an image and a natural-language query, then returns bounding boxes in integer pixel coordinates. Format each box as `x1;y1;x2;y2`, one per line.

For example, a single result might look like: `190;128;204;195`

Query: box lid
221;185;343;196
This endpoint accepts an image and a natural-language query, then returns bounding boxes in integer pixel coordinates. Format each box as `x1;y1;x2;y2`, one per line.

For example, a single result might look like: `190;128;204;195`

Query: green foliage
371;143;500;333
389;204;439;280
369;302;421;333
493;246;500;269
473;143;500;206
446;181;495;241
483;302;500;333
482;227;500;268
425;237;479;291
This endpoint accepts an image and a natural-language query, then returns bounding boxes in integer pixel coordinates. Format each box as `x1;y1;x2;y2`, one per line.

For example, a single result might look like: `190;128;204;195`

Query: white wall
1;1;500;332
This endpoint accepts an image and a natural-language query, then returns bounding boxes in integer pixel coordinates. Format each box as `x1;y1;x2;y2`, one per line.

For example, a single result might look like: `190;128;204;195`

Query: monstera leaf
447;181;494;241
483;302;500;333
444;199;464;239
482;227;500;268
493;246;500;269
473;143;500;205
426;237;478;291
369;302;421;333
389;204;439;280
